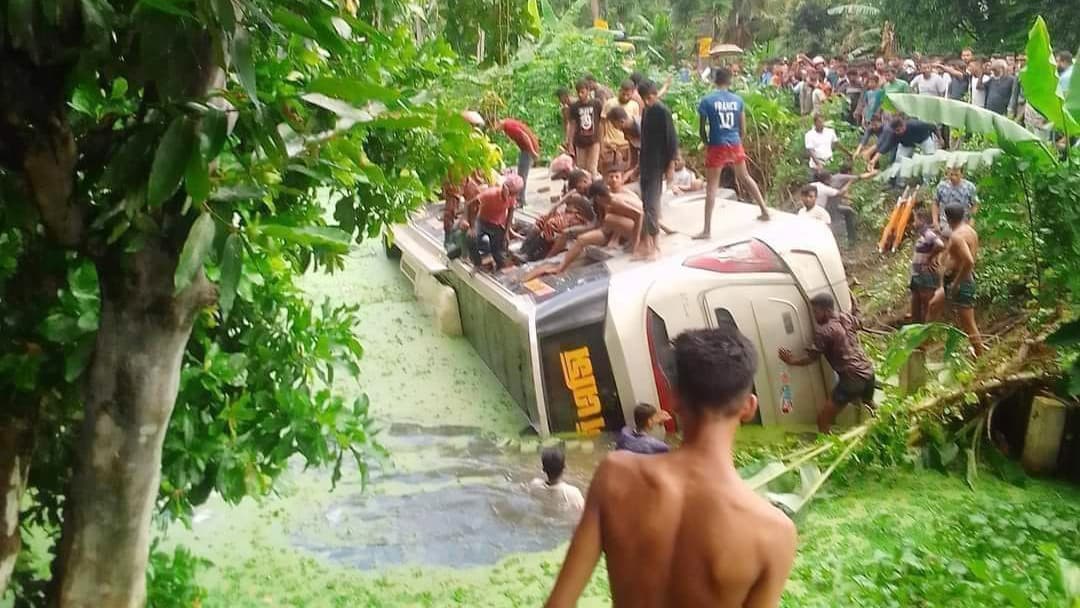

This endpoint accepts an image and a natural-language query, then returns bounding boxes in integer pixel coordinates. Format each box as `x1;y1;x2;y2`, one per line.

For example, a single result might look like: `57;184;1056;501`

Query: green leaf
174;212;216;293
102;127;158;191
137;0;194;18
185;146;210;204
79;0;112;51
40;313;80;343
306;76;400;104
1048;319;1080;347
1020;17;1079;136
232;30;259;106
257;224;351;254
1067;62;1080;125
885;94;1042;144
272;8;319;39
148;117;196;206
525;0;541;37
211;0;234;32
65;336;96;382
218;233;243;320
202;107;228;161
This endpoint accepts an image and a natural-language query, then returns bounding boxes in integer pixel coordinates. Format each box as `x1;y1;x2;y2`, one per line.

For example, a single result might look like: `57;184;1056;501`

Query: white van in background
389;168;859;437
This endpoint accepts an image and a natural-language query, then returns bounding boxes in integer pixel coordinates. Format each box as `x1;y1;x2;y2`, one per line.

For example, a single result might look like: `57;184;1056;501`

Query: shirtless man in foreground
544;327;798;608
929;203;985;356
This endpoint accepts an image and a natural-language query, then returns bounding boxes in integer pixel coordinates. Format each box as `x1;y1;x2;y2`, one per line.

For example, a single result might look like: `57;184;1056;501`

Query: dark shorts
705;143;747;168
909;272;938;292
945;274;976;308
833;372;876;407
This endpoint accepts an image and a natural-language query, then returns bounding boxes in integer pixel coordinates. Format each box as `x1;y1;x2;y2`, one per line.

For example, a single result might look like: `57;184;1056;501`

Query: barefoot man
637;80;679;260
929;203;985;356
544;327;797;608
524;181;643;280
696;67;770;240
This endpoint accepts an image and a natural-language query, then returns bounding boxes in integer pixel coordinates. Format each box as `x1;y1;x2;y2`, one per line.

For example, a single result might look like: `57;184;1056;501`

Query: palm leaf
1019;17;1080;136
828;3;880;17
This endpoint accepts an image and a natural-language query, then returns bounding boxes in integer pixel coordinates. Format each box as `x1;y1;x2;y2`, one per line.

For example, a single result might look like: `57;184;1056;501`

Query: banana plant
876;149;1004;182
1020;17;1080;138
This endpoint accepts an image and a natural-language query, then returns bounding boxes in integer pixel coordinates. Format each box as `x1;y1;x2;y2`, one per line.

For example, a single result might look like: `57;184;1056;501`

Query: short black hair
890;117;906;131
567;169;589;186
565;193;596;221
620;79;636;91
799;184;818;197
575;78;589;91
582;72;597;83
916;208;933;224
1058;51;1074;62
944;202;966;224
634;403;657;430
672;328;757;415
637;80;658;98
713;67;733;86
587;180;610;198
541;446;566;482
629;71;644;84
555;87;569;98
812;169;832;182
810;292;835;310
607;105;629;123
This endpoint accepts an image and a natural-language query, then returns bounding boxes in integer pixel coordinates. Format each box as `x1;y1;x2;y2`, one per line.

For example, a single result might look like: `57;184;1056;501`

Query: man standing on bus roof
544;327;797;608
695;67;770;241
635;79;678;261
778;293;875;434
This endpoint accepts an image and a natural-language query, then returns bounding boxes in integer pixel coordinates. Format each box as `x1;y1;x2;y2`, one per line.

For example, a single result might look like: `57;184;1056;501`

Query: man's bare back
545;327;797;608
945;223;979;281
598;451;795;607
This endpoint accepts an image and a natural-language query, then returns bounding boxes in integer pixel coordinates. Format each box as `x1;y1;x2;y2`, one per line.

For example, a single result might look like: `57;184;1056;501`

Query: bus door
704;284;827;427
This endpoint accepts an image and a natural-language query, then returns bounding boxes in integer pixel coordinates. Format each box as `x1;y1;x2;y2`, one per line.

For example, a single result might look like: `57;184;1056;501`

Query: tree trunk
0;418;34;597
50;243;214;608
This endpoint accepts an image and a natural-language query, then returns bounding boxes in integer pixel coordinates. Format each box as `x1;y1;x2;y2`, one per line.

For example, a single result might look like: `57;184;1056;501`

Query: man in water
696;67;770;241
636;80;678;261
614;404;672;455
545;327;797;608
909;209;945;323
779;293;876;434
929;203;985;356
526;446;585;513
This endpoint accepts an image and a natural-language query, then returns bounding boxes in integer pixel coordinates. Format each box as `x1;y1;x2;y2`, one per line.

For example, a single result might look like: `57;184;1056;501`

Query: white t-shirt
811;181;839;208
911;73;949;97
671;167;695;190
527;478;585;512
804;127;838;166
798;204;832;224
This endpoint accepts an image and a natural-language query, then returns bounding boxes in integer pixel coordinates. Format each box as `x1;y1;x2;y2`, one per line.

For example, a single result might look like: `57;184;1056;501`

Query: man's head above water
541;446;566;484
673;327;759;423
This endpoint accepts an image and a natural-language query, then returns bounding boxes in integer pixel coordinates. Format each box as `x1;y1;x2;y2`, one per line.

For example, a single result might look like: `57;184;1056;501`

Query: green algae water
162;241;1080;607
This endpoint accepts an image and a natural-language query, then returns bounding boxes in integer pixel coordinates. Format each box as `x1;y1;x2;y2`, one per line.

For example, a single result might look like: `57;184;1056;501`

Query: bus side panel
445;273;539;426
539;324;623;436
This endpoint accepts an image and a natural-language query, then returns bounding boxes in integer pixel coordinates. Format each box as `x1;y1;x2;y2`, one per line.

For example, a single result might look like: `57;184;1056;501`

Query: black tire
382;231;402;259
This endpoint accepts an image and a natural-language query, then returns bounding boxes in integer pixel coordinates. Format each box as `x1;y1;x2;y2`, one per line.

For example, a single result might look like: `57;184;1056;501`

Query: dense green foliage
0;0;494;602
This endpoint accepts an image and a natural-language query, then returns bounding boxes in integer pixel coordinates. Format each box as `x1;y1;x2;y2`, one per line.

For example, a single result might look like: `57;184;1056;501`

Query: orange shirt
475;186;514;227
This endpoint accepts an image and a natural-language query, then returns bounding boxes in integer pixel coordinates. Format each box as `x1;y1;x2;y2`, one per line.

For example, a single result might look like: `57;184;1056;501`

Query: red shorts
705;143;747;168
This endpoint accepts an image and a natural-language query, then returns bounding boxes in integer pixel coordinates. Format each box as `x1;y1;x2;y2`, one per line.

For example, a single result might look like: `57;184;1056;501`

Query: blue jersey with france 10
698;90;744;146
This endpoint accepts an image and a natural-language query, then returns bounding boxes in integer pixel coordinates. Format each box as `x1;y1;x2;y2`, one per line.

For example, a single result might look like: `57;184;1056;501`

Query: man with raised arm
695;67;770;241
544;327;797;608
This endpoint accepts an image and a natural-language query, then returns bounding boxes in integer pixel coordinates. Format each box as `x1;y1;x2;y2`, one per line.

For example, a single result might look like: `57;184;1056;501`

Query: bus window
714;307;762;425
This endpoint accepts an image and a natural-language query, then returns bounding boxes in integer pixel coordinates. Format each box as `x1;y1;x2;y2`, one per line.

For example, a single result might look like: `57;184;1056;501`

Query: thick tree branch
22;116;85;248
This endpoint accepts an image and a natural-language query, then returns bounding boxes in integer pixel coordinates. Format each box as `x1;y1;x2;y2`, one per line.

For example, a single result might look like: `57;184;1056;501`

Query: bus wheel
383;232;401;259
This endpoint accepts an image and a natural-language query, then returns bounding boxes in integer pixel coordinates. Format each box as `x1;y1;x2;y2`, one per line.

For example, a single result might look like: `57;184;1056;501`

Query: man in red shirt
468;174;524;271
494;118;540;208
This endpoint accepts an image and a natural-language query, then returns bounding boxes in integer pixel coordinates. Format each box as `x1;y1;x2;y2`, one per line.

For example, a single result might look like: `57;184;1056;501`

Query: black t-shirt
877;120;935;154
640;102;679;174
947;73;969;100
569;99;603;146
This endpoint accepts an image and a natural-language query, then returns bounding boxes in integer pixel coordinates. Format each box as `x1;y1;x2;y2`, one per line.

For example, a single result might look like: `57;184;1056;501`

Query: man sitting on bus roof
614;404;672;455
521;181;643;281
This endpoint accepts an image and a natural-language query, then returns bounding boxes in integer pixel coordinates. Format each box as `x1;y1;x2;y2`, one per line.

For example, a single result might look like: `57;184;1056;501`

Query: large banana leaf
876;149;1004;182
1019;17;1080;136
885;94;1040;143
1067;62;1080;125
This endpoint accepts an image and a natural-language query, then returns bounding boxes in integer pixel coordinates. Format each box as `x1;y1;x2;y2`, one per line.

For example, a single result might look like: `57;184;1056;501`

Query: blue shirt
615;427;670;455
698;89;744;146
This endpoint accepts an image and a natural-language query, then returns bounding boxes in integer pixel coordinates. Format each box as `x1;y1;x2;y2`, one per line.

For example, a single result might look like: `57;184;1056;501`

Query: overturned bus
389;168;862;437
